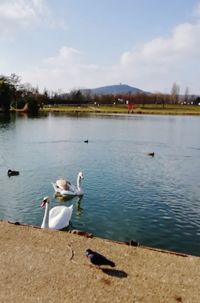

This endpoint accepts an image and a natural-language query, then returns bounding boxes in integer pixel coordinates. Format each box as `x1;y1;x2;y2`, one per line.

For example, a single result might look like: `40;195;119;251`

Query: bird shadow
101;268;128;279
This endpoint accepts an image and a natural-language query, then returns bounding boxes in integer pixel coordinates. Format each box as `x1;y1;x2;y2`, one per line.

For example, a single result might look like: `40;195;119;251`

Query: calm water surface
0;113;200;256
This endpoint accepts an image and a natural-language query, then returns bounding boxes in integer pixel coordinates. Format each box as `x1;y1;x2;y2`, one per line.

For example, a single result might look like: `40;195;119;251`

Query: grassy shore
41;104;200;115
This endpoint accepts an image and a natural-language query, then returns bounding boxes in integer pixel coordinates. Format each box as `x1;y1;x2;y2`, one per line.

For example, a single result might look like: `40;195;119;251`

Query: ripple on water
1;114;200;256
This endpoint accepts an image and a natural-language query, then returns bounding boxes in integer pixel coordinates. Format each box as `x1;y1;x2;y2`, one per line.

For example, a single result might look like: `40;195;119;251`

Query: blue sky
0;0;200;94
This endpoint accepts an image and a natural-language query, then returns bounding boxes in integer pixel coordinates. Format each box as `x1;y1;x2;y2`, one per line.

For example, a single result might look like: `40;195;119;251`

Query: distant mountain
81;84;145;95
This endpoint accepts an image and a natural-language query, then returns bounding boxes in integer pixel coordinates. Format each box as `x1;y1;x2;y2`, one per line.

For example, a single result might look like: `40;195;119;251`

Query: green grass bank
41;104;200;115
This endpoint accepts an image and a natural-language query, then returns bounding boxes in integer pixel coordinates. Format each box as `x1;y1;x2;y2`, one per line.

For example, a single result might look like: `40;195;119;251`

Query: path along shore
0;221;200;303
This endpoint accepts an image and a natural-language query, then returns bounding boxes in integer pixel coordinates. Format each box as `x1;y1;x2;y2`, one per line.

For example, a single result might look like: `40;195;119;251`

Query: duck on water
7;169;20;177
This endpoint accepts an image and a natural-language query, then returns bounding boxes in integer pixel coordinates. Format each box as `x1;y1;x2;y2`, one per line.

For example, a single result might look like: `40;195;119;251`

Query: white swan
41;196;73;230
52;172;84;197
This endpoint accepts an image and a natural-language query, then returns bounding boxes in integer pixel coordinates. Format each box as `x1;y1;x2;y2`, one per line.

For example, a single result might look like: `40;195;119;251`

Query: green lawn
41;104;200;115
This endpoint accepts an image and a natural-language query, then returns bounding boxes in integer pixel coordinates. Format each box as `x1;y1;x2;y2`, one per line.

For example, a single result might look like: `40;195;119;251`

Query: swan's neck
41;203;50;228
77;174;82;191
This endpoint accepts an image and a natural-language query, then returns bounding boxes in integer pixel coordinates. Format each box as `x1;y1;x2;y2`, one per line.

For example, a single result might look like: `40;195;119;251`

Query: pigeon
85;249;115;268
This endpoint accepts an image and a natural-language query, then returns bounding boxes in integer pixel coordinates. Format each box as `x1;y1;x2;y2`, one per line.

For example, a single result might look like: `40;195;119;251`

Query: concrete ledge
1;221;199;302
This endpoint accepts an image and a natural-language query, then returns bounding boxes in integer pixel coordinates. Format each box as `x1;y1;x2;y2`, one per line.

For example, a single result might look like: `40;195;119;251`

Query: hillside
81;84;145;95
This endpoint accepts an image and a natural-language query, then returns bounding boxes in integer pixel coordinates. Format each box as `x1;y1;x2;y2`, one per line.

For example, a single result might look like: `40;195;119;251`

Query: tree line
0;74;199;114
0;74;47;114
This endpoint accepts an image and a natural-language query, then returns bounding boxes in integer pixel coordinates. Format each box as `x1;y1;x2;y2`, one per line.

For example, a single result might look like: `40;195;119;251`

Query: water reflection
55;194;84;217
76;196;84;217
0;113;11;125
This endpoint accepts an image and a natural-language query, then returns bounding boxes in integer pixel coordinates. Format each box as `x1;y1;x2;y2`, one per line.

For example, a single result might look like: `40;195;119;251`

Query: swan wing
68;183;77;193
49;205;73;230
56;179;70;190
52;181;81;197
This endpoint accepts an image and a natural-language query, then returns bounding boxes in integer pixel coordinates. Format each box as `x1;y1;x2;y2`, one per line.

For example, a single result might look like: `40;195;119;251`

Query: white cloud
118;20;200;93
20;18;200;94
21;46;101;92
0;0;45;21
44;47;81;66
0;0;66;39
121;22;200;65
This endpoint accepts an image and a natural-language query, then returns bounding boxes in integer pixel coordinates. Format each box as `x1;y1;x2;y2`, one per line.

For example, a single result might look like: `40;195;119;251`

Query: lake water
0;112;200;256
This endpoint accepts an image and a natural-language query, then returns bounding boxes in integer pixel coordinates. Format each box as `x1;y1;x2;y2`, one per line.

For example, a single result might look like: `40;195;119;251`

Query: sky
1;0;200;95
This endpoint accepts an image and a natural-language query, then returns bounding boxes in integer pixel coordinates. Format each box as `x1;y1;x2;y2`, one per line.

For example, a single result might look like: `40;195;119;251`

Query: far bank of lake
41;104;200;116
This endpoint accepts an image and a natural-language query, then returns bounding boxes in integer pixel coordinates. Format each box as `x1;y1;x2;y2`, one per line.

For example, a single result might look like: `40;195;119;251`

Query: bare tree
184;87;189;104
171;82;180;104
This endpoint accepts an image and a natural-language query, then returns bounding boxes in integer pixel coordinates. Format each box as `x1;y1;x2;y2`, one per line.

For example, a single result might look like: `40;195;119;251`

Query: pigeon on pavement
85;249;115;268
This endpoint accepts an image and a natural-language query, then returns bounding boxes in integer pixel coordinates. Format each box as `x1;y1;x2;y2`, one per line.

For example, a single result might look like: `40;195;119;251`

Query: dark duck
7;169;20;177
147;152;155;157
